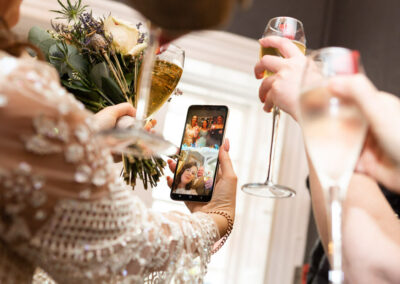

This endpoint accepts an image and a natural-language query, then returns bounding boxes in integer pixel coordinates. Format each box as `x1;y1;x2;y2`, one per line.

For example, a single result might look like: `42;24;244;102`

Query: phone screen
171;105;228;202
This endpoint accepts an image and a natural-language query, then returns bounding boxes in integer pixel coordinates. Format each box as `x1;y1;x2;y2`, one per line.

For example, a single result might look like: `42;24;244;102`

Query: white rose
128;42;147;57
104;16;139;55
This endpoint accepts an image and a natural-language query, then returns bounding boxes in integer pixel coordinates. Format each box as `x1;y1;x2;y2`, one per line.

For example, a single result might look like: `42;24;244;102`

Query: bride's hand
94;103;136;131
93;103;157;131
166;139;237;237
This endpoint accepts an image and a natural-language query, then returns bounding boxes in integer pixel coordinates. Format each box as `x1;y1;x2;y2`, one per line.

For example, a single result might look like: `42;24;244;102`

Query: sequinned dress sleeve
0;55;219;284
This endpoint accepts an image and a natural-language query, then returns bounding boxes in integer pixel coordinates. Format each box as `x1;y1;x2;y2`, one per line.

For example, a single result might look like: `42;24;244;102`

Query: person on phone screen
197;120;210;147
193;166;213;195
183;115;200;147
172;162;199;195
209;115;224;147
172;162;213;195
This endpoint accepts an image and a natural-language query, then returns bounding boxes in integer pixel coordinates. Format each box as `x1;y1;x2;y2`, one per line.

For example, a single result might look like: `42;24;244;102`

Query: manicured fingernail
224;139;230;151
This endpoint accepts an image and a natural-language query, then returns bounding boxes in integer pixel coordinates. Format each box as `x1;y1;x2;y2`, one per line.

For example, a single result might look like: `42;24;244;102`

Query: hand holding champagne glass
242;16;305;198
99;42;184;157
299;48;368;283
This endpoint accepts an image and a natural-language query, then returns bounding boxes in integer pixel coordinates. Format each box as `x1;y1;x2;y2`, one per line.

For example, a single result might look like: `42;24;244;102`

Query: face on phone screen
171;105;228;202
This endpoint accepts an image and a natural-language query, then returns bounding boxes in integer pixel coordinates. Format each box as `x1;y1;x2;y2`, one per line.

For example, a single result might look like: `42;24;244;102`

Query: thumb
218;139;235;177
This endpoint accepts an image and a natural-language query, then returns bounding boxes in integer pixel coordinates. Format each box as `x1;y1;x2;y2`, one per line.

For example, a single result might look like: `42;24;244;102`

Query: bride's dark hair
0;17;44;60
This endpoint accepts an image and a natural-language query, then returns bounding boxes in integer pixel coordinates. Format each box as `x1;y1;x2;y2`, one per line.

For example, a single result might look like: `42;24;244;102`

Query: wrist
206;211;234;254
209;213;228;237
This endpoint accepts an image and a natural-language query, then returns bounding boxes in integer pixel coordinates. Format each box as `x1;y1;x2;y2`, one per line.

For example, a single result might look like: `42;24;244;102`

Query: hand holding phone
166;139;238;237
170;105;228;202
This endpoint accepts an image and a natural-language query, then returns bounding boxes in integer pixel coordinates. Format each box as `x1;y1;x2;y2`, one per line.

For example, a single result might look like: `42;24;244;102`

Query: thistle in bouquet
28;0;181;189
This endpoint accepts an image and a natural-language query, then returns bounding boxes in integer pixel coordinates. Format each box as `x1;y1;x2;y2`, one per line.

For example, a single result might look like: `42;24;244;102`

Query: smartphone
171;105;229;202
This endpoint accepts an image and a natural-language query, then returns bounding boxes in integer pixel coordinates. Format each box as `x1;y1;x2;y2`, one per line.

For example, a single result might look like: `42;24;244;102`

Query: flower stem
112;52;129;94
102;51;129;101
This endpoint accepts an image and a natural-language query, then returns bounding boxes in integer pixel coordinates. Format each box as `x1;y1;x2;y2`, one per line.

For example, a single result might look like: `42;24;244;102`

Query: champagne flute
241;16;305;198
107;0;246;158
98;30;183;157
144;44;184;117
299;47;367;283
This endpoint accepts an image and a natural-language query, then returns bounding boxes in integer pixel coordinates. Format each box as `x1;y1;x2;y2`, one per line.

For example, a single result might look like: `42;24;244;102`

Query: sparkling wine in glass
299;47;368;283
99;29;183;157
106;0;246;157
241;16;305;198
143;44;184;117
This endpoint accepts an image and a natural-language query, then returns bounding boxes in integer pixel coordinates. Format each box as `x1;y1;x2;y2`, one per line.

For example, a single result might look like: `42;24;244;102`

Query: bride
0;0;237;283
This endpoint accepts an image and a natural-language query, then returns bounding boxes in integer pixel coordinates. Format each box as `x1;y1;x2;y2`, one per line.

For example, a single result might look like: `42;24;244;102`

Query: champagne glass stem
328;185;344;284
135;25;160;123
265;105;281;183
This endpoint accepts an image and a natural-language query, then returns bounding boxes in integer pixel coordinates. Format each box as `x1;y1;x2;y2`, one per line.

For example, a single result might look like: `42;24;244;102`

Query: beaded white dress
0;53;219;283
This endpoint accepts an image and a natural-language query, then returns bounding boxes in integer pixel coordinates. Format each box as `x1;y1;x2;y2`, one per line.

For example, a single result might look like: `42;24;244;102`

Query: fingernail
224;139;230;151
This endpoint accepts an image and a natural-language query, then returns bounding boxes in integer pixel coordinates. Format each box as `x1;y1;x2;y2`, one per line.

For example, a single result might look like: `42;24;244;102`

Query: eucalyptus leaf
48;44;68;76
90;62;110;88
65;44;79;56
28;26;52;46
49;43;88;76
69;53;88;74
28;27;57;59
101;77;126;104
38;38;58;59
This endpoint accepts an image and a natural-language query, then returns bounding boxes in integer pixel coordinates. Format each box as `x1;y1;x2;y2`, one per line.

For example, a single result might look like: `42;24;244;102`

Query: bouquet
28;0;181;189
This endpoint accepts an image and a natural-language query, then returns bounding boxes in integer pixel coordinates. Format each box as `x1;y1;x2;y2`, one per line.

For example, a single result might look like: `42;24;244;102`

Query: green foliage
90;62;109;88
50;0;88;23
27;2;168;190
48;42;88;78
28;27;57;59
101;77;126;104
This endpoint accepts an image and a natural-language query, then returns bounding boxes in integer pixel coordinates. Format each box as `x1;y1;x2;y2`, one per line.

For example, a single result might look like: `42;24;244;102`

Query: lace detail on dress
0;162;47;243
33;268;57;284
0;54;219;283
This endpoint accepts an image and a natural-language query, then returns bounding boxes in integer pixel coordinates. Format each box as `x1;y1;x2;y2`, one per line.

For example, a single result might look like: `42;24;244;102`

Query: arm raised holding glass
328;75;400;193
255;37;400;283
255;35;307;120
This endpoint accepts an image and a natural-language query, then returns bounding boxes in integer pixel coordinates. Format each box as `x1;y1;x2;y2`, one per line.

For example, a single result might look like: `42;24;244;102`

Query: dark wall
226;0;331;49
226;0;400;95
327;0;400;95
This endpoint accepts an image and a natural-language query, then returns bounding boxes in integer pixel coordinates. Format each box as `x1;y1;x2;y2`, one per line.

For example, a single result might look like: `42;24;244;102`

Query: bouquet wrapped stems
123;155;167;188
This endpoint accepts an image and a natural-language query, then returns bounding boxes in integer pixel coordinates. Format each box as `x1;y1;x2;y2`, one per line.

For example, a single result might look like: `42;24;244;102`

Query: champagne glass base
98;128;177;157
241;182;296;198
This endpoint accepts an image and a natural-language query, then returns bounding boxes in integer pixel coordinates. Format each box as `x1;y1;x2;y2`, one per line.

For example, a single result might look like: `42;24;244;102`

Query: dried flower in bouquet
28;0;181;189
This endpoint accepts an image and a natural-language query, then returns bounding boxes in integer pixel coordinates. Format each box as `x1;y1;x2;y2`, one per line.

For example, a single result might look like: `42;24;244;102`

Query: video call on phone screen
172;106;227;198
